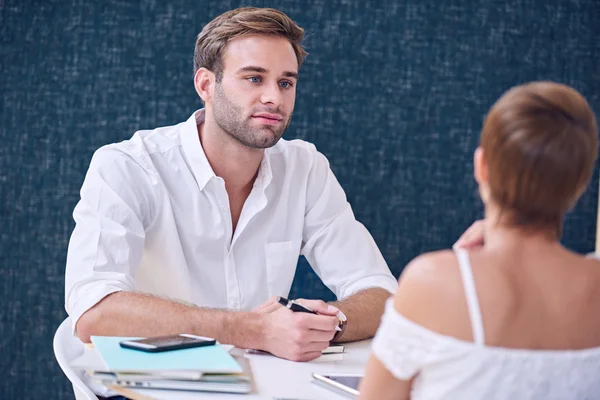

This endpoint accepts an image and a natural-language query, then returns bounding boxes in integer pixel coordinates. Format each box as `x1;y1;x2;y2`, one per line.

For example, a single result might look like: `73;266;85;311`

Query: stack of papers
77;336;251;394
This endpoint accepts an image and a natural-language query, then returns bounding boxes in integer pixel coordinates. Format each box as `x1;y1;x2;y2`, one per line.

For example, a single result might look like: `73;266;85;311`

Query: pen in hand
277;296;342;331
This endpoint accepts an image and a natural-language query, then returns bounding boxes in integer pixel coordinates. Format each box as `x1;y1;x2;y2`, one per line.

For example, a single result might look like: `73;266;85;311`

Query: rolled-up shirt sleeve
65;145;157;333
300;149;398;299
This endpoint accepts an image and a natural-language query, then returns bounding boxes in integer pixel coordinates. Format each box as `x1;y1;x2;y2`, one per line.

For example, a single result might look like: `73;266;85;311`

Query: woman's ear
474;147;488;185
474;147;491;203
194;68;215;103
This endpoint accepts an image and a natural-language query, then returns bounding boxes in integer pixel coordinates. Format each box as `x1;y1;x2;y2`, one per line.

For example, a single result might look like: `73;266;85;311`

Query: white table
105;340;372;400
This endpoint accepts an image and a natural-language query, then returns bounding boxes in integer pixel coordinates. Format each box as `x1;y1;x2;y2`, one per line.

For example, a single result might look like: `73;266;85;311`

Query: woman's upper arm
359;354;412;400
360;251;464;399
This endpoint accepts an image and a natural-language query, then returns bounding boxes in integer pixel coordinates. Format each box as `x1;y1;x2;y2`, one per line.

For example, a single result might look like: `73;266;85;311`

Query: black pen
277;296;342;331
277;296;318;314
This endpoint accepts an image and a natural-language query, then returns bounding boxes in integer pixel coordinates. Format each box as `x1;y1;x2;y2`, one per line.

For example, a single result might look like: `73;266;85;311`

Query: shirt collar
254;147;273;190
180;109;215;191
180;109;273;192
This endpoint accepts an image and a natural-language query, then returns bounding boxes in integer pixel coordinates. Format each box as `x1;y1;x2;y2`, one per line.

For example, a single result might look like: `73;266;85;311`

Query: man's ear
194;68;215;103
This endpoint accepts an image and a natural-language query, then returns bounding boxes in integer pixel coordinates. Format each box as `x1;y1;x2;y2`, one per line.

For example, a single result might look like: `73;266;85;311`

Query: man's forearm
75;291;266;350
329;287;392;342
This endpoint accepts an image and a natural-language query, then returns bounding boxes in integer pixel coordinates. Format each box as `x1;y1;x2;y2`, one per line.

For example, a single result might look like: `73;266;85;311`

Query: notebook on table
93;371;252;394
83;336;251;393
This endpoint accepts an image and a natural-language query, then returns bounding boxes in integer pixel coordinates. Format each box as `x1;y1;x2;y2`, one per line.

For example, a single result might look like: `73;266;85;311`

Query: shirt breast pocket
265;241;300;298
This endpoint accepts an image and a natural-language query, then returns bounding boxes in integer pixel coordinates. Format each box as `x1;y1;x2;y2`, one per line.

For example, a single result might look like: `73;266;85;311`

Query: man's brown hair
193;7;308;81
480;81;598;237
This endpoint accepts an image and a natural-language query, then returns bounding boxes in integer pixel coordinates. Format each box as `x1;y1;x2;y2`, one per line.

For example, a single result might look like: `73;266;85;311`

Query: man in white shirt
65;7;398;362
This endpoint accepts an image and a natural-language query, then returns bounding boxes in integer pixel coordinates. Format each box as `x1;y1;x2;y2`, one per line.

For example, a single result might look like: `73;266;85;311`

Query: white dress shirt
65;109;397;331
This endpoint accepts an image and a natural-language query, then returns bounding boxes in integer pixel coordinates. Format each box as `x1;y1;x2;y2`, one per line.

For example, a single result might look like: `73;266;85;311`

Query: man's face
210;35;298;149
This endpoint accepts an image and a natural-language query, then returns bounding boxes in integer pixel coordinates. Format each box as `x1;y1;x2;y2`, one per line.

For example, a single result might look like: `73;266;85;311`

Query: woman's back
368;240;600;399
470;238;600;350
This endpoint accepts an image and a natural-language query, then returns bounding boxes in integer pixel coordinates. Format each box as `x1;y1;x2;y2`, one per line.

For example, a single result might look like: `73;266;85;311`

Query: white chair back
53;317;98;400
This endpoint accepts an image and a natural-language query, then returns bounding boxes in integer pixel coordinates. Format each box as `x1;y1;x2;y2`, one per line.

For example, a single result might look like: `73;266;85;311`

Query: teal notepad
90;336;243;374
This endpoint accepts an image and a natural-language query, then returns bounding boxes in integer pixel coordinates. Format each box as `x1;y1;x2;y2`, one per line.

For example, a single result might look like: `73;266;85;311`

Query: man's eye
280;81;293;89
248;77;261;83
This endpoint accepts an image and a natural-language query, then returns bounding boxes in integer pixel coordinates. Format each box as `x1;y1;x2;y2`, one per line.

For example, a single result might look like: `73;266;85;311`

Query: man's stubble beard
212;83;292;149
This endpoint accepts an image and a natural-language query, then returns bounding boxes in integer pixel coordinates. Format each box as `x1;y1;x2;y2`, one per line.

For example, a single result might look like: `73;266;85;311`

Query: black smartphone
119;334;216;353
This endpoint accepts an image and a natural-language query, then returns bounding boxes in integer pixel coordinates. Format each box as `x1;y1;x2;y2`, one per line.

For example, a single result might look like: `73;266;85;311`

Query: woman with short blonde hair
360;81;600;400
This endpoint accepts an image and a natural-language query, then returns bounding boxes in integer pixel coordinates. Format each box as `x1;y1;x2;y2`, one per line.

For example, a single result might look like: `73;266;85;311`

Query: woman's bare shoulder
393;249;473;340
397;250;461;291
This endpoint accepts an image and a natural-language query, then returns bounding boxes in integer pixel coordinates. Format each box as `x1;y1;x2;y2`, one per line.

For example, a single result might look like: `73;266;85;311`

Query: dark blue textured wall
1;0;599;397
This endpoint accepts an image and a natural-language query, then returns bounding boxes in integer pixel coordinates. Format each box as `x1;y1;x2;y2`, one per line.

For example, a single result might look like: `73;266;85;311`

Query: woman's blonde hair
480;81;598;237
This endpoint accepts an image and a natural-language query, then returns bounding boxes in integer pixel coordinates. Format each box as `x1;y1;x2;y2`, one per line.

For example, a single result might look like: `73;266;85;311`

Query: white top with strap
372;248;600;400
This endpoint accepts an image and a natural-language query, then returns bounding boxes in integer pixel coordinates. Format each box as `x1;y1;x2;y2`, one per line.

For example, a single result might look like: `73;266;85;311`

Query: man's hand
295;298;341;316
253;296;281;314
255;297;340;361
253;296;340;316
454;219;485;249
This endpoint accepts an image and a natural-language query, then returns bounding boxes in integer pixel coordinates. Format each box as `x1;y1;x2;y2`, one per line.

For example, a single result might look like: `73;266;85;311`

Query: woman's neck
482;205;560;252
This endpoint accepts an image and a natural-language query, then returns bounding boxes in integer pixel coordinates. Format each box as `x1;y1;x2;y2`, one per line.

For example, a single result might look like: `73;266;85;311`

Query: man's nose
260;82;283;107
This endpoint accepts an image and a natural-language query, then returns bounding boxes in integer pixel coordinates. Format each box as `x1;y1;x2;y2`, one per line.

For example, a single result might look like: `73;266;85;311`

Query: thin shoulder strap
454;248;486;345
